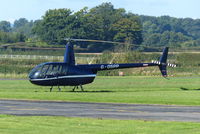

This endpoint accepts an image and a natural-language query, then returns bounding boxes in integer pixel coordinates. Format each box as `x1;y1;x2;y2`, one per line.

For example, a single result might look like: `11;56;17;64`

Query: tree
31;2;200;51
32;8;73;44
0;21;11;32
13;18;28;29
13;18;34;37
32;3;127;44
86;2;125;41
112;17;142;45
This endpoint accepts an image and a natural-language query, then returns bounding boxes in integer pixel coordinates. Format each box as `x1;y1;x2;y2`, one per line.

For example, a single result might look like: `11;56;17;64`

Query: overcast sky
0;0;199;22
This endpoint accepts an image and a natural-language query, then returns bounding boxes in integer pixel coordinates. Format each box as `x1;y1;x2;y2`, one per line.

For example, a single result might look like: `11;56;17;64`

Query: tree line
0;18;33;43
141;15;200;49
31;3;143;48
0;2;200;51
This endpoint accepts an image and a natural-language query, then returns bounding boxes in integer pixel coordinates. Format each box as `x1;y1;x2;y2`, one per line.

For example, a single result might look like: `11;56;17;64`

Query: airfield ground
0;76;200;105
1;99;200;122
1;114;200;134
1;76;200;134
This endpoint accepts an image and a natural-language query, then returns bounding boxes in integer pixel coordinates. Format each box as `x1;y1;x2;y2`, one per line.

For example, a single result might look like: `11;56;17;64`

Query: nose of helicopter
29;63;46;80
29;71;40;80
28;68;34;80
28;70;45;86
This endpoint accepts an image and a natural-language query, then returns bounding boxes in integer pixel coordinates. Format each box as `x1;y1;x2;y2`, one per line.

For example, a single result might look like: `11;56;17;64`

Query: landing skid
72;85;84;92
50;86;61;92
50;86;53;92
49;85;84;92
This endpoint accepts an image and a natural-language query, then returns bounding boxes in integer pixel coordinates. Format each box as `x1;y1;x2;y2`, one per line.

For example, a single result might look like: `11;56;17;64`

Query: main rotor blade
65;38;131;45
64;38;166;49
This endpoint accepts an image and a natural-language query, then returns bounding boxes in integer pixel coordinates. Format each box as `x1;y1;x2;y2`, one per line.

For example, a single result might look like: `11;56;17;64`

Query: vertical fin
159;47;168;63
159;47;169;77
64;42;75;65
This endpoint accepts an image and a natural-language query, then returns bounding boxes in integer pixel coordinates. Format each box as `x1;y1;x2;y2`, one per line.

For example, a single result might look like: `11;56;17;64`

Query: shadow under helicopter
180;87;200;91
68;90;114;93
35;90;115;93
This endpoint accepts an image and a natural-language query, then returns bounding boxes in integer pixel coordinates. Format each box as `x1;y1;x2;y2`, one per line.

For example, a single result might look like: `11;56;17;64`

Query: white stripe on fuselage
30;74;96;81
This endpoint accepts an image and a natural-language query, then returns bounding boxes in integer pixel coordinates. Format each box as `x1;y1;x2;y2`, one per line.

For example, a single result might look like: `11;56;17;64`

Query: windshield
29;63;45;79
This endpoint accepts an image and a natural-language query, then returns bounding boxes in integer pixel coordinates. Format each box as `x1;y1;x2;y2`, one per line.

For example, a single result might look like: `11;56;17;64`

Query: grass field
0;76;200;105
0;115;200;134
1;76;200;134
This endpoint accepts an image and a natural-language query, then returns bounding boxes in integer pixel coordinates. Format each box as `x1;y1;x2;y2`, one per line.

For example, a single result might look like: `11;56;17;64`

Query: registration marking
143;64;149;67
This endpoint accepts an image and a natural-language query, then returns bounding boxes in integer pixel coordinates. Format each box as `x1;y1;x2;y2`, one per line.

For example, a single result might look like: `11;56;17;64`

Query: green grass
0;76;200;105
0;115;200;134
1;77;200;134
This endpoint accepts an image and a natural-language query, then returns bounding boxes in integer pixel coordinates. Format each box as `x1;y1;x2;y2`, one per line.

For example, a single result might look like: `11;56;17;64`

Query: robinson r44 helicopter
29;39;176;92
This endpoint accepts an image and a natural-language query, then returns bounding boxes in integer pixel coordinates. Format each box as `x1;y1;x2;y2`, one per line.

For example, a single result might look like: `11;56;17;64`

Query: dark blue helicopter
29;39;175;91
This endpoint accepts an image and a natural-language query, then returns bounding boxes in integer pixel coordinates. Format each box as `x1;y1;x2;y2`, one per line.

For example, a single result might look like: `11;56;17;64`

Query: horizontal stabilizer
152;60;176;68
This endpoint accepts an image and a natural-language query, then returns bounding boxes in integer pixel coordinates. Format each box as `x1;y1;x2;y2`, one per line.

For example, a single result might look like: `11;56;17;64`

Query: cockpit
29;63;68;80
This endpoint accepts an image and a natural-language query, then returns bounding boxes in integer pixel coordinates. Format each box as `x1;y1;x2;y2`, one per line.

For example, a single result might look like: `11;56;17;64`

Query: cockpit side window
46;65;53;75
44;64;63;76
52;65;59;75
58;65;62;73
41;65;49;73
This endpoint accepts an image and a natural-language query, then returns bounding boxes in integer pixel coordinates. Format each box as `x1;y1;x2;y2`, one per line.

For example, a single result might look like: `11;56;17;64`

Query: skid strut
50;86;62;92
72;85;84;92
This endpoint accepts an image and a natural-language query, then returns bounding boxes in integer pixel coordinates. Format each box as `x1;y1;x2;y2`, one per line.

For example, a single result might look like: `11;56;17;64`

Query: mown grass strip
0;115;200;134
0;76;200;105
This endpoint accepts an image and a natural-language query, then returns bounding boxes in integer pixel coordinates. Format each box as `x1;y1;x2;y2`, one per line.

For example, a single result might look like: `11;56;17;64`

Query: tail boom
77;47;175;78
77;63;158;72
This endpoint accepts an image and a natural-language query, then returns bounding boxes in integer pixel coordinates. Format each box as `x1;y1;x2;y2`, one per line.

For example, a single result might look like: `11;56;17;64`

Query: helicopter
29;39;175;92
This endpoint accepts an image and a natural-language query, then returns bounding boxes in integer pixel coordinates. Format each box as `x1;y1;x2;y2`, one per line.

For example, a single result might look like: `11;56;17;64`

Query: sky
0;0;199;23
